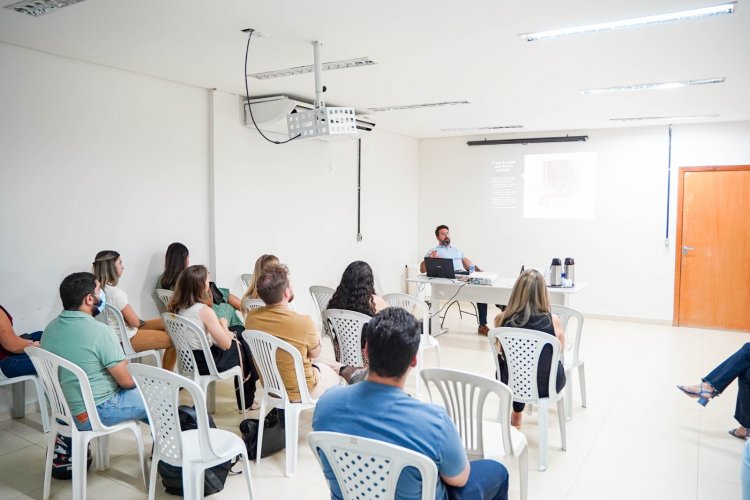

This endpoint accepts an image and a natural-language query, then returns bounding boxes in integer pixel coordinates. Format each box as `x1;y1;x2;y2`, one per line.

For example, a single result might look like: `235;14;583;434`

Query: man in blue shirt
313;308;509;500
420;224;490;335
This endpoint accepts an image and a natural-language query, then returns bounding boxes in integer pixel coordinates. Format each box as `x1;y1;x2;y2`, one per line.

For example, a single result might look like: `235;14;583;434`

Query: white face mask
93;290;106;317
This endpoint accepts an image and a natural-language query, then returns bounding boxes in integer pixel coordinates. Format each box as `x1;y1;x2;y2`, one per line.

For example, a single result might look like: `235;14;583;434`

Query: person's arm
0;309;37;353
461;257;482;272
552;314;566;352
107;360;136;389
228;293;242;311
420;249;439;273
120;304;142;329
372;295;389;313
199;305;233;350
441;463;470;488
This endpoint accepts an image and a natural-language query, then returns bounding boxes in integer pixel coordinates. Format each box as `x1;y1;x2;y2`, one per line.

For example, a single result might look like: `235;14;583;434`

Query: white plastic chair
25;347;148;500
421;368;528;500
155;288;173;308
0;371;50;433
242;330;318;477
241;273;253;290
488;328;567;471
551;305;586;421
162;313;246;418
321;309;370;367
103;303;162;368
129;364;255;500
383;293;441;397
308;431;438;500
309;286;335;343
242;297;265;312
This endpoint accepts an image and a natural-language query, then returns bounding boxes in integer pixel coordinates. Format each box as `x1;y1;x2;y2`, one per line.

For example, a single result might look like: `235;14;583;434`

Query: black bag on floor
239;408;286;460
157;405;232;497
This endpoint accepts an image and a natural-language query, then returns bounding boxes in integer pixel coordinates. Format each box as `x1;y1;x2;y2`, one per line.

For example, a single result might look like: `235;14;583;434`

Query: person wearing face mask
93;250;176;371
40;272;149;431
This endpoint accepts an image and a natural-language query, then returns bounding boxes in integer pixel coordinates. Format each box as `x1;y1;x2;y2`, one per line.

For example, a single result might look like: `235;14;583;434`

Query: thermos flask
550;258;562;286
564;258;575;287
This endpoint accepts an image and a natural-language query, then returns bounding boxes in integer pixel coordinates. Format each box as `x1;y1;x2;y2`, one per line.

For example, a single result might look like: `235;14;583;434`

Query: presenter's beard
441;238;451;246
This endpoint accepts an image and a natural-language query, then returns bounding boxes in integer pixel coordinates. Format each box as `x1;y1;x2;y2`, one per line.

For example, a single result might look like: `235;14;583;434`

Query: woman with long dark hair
158;242;190;291
327;261;387;316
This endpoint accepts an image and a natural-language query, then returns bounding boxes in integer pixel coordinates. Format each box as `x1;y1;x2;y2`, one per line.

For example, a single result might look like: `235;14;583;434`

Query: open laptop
424;257;466;278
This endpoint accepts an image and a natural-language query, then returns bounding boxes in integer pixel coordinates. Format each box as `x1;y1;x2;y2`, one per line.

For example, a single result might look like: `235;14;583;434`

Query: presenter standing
420;224;489;335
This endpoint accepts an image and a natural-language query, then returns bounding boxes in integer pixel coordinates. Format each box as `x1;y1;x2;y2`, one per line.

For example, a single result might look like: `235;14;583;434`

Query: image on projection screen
523;152;597;220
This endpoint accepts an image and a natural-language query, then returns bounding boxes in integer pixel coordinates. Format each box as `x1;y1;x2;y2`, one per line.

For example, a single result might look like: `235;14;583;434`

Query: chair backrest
321;309;370;367
155;288;174;308
162;312;219;381
25;346;107;430
309;286;335;317
420;368;514;461
242;330;315;404
382;293;429;336
241;273;253;290
103;303;137;356
488;327;562;404
128;363;217;465
242;297;265;312
550;304;584;365
307;431;437;500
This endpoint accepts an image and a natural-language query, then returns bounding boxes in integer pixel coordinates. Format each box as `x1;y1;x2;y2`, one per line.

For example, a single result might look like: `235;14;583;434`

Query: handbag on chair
239;408;286;459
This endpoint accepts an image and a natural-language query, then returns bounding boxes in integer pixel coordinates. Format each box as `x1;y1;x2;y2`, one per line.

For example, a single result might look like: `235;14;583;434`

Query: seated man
41;272;147;430
245;264;365;401
420;224;489;335
313;308;509;500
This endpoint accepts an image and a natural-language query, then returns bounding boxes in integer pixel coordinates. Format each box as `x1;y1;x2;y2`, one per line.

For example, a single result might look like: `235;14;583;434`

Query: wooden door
674;166;750;332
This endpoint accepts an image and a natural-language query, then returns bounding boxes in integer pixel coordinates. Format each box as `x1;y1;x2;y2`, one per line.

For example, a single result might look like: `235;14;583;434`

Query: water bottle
469;263;475;275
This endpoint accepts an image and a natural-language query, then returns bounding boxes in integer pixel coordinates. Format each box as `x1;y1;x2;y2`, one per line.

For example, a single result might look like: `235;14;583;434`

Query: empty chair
242;330;318;477
26;347;147;500
308;431;437;500
0;371;50;433
551;305;586;420
321;309;370;367
242;297;265;312
309;285;335;343
241;273;253;290
129;363;255;500
383;293;441;397
488;328;566;471
155;288;173;308
103;303;162;368
162;313;246;418
421;367;528;500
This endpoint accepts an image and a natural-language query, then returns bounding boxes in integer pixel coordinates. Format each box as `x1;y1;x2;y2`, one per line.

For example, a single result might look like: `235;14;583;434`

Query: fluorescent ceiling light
440;125;524;132
468;136;588;146
582;77;725;94
249;57;376;80
369;101;469;112
5;0;85;16
521;2;736;42
610;114;719;122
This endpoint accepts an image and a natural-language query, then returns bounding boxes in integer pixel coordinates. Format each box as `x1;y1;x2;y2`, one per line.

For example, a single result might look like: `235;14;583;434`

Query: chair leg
131;425;148;490
95;435;110;471
32;377;51;433
11;381;25;419
564;370;573;421
148;452;160;500
518;446;529;500
557;398;567;451
578;363;587;408
256;402;267;466
434;345;441;367
240;452;256;500
284;407;299;477
236;373;247;420
42;424;57;500
73;434;90;500
537;399;549;472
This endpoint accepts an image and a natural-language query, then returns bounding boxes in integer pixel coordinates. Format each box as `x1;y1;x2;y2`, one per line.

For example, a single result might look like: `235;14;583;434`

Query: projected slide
523;152;597;220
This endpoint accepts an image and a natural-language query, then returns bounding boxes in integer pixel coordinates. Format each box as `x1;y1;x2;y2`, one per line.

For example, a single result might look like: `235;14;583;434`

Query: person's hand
30;340;40;347
429;250;438;258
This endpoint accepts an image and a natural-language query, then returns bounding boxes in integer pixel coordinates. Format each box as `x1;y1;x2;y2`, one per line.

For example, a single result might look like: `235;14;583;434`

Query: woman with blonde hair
494;269;565;429
92;250;176;370
241;254;280;312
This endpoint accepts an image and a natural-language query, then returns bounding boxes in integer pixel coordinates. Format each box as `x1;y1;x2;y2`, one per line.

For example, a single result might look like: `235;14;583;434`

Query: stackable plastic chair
241;273;253;290
309;286;335;343
103;303;162;368
162;313;246;418
25;347;148;500
308;431;437;500
421;368;528;500
321;309;370;367
0;371;50;433
383;293;441;397
242;330;318;477
488;328;566;471
242;297;265;313
129;364;255;500
155;288;173;308
551;305;586;420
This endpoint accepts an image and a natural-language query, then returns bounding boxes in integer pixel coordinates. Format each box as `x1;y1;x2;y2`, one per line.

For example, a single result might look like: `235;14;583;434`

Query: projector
468;272;497;286
287;106;358;141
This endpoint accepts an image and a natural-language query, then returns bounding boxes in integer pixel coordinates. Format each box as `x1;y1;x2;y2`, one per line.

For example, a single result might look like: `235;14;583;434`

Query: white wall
211;91;420;318
418;122;750;321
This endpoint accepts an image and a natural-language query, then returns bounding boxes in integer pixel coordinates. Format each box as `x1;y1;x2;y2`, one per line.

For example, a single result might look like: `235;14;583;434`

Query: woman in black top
494;269;566;429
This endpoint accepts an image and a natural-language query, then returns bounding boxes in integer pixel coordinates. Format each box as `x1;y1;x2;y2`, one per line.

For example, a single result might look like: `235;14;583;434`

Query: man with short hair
245;264;364;401
41;272;147;430
420;224;490;335
313;308;509;500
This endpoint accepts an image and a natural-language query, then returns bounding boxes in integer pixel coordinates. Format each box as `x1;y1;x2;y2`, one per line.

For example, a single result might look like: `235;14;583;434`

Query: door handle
682;245;694;255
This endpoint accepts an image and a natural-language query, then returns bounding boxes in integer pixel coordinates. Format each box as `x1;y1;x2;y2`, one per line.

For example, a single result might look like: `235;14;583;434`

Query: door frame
673;165;750;326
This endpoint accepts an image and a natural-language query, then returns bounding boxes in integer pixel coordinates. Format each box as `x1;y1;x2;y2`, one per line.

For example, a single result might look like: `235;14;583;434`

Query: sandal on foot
677;384;718;406
728;428;750;440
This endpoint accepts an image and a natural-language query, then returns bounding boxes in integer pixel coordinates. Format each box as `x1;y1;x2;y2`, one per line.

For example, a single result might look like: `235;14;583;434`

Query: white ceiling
1;0;748;138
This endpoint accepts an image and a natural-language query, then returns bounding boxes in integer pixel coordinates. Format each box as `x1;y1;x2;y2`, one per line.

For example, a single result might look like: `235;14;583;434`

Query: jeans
477;303;488;326
74;388;148;431
446;459;509;500
0;331;42;378
704;343;750;427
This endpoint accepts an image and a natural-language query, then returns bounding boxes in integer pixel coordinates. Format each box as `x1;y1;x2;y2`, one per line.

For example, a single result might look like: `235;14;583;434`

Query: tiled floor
0;311;746;499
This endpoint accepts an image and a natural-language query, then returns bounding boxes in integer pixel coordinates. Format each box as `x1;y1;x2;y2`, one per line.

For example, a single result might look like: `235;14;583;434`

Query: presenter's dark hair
256;264;290;305
363;308;421;378
60;272;98;311
161;242;189;290
435;224;449;237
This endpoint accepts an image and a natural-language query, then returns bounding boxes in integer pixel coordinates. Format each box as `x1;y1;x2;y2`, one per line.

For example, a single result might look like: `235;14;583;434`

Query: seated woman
0;305;41;378
241;254;280;313
679;343;750;439
168;265;257;410
93;250;176;371
158;242;244;333
494;269;566;429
